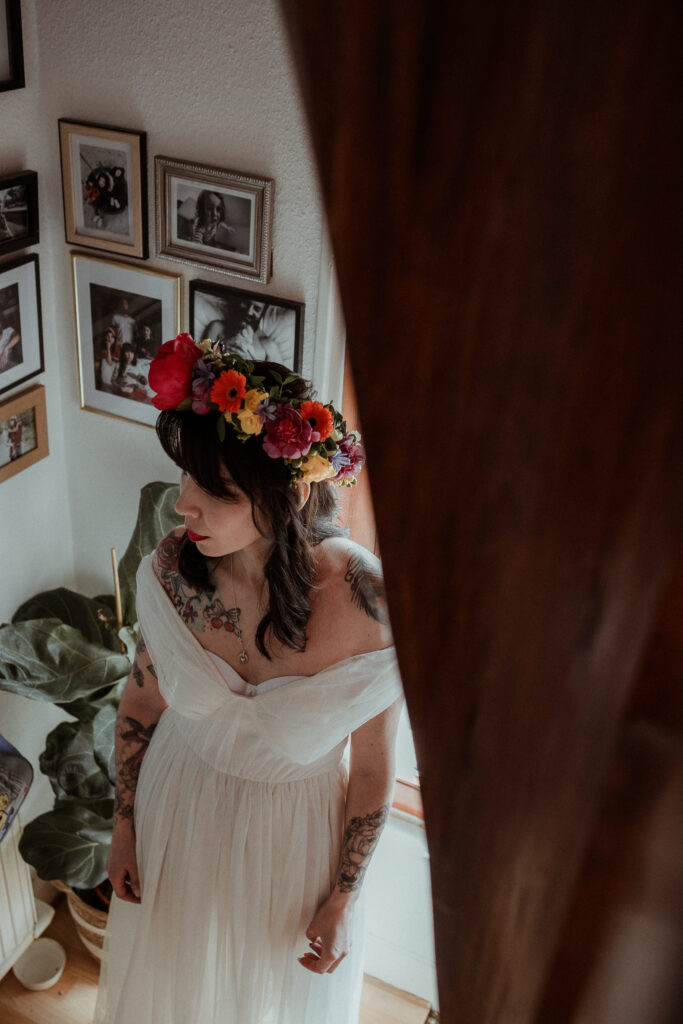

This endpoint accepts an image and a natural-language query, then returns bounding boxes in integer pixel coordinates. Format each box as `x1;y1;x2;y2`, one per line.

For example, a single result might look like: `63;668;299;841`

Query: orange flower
210;369;247;413
299;400;334;441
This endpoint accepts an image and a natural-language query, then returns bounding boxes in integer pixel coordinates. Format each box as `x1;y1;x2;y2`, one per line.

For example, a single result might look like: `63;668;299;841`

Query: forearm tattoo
113;716;157;824
335;805;390;893
155;534;242;637
344;554;388;624
133;633;157;687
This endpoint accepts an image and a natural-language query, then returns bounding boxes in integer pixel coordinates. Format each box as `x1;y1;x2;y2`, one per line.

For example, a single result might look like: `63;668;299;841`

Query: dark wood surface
280;2;683;1021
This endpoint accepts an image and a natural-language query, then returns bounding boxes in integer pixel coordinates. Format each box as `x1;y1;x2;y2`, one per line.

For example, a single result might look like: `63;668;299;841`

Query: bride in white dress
95;339;403;1024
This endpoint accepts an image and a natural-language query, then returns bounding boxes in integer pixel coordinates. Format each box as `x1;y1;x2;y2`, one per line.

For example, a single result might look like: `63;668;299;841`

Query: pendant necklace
230;555;249;663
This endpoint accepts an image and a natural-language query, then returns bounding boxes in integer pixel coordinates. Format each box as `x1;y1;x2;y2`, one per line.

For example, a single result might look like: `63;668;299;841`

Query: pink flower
149;334;203;410
332;433;366;483
262;405;313;460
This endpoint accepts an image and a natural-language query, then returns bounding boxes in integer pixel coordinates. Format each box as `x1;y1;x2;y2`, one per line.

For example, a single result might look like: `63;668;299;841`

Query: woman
191;189;235;248
112;342;148;398
95;335;403;1024
96;326;118;392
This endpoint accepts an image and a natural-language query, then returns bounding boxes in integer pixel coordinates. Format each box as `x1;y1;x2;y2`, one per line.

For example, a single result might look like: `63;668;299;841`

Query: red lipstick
186;529;209;543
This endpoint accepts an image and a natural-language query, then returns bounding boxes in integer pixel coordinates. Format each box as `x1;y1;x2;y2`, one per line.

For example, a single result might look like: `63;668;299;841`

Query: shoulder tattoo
344;553;389;624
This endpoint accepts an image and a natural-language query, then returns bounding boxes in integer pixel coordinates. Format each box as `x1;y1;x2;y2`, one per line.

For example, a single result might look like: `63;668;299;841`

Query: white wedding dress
95;555;403;1024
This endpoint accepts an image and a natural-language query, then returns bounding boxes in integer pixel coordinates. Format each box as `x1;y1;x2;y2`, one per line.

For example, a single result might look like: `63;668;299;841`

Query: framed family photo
0;0;24;93
0;384;48;484
59;119;148;259
0;170;39;256
190;279;303;373
72;253;181;428
0;254;44;397
156;156;273;283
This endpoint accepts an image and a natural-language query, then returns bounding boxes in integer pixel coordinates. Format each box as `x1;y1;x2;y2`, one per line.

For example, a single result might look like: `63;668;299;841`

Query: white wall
0;0;435;1003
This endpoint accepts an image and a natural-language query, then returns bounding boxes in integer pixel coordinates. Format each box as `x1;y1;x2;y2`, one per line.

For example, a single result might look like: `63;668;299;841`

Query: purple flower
262;406;313;460
258;398;278;422
191;360;215;414
332;433;366;482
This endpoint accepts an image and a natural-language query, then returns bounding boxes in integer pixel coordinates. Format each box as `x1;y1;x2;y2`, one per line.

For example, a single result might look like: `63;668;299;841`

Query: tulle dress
94;555;403;1024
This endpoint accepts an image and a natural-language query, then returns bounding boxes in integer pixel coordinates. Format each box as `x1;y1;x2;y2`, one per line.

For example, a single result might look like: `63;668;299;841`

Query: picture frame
0;0;24;94
59;119;148;259
0;384;48;484
190;279;303;373
72;253;182;428
156;156;273;283
0;170;39;256
0;254;44;397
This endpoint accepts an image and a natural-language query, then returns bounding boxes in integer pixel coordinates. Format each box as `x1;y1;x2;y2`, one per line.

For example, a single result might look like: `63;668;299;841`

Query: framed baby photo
72;253;181;428
59;119;148;259
190;279;303;373
0;384;48;484
156;156;273;283
0;254;44;398
0;1;25;93
0;170;39;256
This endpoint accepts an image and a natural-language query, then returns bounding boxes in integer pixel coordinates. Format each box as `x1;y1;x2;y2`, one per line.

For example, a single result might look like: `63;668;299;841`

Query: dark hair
196;189;225;225
156;361;344;657
118;343;136;367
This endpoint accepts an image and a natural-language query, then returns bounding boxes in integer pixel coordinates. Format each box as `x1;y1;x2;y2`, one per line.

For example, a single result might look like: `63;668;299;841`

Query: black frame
189;279;304;373
0;170;39;256
0;0;24;93
0;253;45;398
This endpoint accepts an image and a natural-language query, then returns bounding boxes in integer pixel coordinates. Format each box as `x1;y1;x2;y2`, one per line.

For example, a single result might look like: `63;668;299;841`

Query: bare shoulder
315;537;392;650
151;528;185;586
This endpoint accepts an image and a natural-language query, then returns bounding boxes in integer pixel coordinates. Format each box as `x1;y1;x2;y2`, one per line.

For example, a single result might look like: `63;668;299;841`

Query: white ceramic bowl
12;937;66;990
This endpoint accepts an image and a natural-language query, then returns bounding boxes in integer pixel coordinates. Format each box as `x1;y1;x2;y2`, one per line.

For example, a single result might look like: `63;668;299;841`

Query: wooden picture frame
59;119;148;259
0;170;39;256
0;384;48;483
72;252;182;428
0;253;44;397
190;279;303;372
156;156;273;283
0;0;25;94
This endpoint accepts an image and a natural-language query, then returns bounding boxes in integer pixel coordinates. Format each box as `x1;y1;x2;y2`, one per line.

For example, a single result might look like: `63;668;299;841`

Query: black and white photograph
0;254;44;398
190;280;303;372
156;156;273;282
0;0;24;93
0;384;48;484
72;253;181;427
0;170;39;256
59;120;148;259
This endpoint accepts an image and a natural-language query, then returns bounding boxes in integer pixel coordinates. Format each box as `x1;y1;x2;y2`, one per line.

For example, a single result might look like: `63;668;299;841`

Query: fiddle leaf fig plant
0;481;181;890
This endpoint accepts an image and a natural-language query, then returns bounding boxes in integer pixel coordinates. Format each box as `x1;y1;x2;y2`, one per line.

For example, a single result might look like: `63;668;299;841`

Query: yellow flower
244;388;269;413
235;409;263;435
300;452;335;482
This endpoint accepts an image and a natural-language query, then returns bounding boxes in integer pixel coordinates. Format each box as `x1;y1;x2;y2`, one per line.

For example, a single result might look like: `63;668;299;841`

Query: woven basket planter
52;879;108;962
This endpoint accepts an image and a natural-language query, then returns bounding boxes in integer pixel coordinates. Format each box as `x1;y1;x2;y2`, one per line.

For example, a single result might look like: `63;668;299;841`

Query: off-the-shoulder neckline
140;553;396;692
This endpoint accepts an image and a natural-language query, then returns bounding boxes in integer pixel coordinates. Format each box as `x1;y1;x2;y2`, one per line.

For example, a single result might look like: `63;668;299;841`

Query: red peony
262;405;313;460
149;334;203;410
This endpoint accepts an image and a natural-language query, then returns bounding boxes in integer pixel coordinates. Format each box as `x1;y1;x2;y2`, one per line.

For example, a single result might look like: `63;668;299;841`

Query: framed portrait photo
156;156;273;283
190;279;303;373
0;0;24;93
0;170;39;256
59;119;148;259
72;253;182;428
0;384;48;484
0;254;44;398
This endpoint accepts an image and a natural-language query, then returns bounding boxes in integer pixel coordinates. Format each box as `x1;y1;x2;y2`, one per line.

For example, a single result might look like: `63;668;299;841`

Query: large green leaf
19;805;113;888
118;481;181;624
12;589;122;651
0;620;131;704
92;704;117;784
40;721;113;804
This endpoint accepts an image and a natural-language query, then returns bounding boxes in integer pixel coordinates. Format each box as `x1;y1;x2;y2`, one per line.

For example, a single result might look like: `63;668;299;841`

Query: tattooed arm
299;696;403;974
107;629;167;904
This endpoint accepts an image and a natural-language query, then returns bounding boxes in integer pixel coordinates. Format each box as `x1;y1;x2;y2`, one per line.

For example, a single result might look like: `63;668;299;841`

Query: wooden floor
0;898;430;1024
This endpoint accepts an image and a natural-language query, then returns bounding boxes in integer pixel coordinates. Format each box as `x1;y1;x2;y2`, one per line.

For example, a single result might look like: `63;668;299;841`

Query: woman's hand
298;894;354;974
107;823;141;904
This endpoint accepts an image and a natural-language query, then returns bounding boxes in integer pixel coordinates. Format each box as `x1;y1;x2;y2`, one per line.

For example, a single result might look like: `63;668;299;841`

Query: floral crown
148;333;365;486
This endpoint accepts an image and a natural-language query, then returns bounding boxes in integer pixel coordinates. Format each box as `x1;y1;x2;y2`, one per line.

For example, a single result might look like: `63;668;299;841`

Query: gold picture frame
59;119;148;259
0;383;48;483
72;253;182;429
